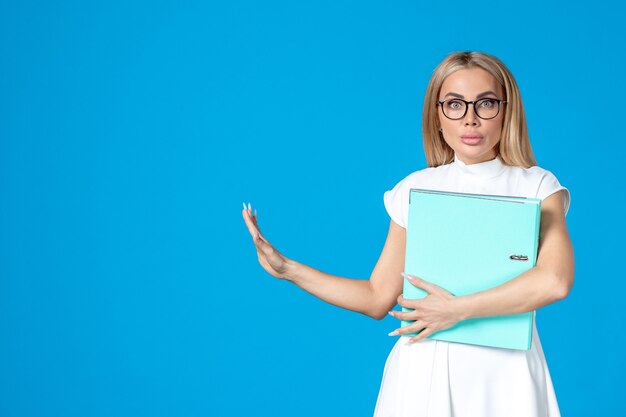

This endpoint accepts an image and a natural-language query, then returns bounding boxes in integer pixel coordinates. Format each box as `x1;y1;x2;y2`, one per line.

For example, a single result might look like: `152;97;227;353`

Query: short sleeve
383;176;410;228
536;170;571;217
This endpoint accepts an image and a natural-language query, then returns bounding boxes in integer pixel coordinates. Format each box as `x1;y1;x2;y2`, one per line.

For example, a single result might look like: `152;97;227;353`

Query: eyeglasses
437;98;507;120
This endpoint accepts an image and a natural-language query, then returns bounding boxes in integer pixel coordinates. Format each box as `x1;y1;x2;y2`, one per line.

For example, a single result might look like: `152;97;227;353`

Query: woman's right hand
242;202;292;280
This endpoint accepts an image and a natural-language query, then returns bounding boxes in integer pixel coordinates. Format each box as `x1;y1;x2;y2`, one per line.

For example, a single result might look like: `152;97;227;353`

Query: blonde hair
422;51;536;168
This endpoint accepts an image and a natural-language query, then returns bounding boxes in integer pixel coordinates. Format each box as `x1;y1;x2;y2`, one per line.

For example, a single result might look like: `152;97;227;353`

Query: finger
243;202;258;221
255;230;270;245
247;222;273;251
388;321;426;337
399;320;427;336
242;206;262;238
249;205;260;229
242;203;268;241
402;272;446;295
388;309;419;322
243;202;252;219
408;327;434;344
254;233;276;255
396;295;420;310
252;230;265;248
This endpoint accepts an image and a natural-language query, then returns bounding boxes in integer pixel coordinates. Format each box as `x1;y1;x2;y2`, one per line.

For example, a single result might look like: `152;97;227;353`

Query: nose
464;105;479;126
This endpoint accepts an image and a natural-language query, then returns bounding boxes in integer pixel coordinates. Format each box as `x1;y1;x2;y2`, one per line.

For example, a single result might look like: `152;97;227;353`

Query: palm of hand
242;203;289;279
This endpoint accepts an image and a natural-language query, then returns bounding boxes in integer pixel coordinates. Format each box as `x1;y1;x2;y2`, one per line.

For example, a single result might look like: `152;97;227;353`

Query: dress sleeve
383;175;411;228
536;170;571;217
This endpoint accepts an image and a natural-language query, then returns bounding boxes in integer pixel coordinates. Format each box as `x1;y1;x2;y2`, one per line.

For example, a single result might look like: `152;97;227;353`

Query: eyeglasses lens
442;99;501;120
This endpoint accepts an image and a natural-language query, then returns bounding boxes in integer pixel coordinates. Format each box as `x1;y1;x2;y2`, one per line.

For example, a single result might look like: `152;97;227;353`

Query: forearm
455;265;565;320
283;259;380;318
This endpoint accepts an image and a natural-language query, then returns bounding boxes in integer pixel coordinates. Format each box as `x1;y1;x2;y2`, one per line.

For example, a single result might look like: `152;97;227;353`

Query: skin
241;70;575;344
438;68;504;165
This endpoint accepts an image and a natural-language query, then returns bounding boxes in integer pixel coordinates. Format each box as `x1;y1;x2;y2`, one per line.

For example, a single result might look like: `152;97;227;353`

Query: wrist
453;295;473;321
283;258;301;282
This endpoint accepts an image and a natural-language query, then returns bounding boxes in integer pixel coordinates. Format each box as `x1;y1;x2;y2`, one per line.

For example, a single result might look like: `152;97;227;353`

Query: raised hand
242;202;291;279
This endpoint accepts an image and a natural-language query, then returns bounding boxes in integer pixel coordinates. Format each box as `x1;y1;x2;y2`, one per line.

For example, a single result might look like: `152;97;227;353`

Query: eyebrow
444;91;499;99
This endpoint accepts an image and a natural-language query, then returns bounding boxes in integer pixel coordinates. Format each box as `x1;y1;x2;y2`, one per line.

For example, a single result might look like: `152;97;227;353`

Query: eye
445;100;464;110
479;99;497;108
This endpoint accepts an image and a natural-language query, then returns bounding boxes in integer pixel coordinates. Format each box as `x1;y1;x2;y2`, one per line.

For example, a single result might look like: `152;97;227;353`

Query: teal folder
401;189;542;350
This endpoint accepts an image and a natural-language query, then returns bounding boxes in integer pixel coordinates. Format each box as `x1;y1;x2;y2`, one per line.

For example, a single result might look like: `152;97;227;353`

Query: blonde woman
242;51;573;417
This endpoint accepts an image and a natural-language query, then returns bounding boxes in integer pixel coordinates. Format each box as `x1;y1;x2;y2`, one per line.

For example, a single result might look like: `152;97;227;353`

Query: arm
242;204;406;320
283;220;405;320
453;189;575;319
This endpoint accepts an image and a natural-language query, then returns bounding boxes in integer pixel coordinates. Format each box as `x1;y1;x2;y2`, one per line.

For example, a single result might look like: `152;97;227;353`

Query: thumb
255;232;274;255
255;230;270;245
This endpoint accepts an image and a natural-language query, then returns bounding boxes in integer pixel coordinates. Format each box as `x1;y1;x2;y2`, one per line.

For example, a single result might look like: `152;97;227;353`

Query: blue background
1;1;623;416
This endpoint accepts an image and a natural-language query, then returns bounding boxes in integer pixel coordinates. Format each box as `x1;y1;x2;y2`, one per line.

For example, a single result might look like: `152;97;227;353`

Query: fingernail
388;330;399;336
248;202;251;211
254;208;257;218
387;311;395;317
243;202;247;210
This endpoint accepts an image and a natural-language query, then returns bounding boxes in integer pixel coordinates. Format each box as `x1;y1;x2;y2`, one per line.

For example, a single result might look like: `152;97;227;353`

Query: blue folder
401;189;541;350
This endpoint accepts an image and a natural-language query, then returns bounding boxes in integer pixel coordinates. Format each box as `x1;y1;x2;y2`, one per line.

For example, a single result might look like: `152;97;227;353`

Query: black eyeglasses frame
437;98;507;120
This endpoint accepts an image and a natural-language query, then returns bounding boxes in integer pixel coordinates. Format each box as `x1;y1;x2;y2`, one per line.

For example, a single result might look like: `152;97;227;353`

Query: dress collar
453;153;506;179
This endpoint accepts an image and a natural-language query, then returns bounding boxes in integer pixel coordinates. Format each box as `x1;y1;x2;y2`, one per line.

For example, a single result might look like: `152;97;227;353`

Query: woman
242;51;574;417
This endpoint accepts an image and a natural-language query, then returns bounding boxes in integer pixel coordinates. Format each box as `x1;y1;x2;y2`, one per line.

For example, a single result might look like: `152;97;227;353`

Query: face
437;68;505;165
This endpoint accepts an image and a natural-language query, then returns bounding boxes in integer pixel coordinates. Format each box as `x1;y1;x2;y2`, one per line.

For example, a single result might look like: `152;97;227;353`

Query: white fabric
383;153;570;229
375;153;569;417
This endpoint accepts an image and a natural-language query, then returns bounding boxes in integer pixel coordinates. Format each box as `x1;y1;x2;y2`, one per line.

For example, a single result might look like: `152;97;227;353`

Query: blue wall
1;1;623;416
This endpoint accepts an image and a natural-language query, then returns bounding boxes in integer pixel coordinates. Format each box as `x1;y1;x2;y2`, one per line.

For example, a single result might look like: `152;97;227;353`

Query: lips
461;133;483;139
461;133;483;146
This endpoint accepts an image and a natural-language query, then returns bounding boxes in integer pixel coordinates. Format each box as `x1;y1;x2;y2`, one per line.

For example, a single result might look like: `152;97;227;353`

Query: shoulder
510;164;566;193
507;164;571;216
383;164;454;228
501;162;550;180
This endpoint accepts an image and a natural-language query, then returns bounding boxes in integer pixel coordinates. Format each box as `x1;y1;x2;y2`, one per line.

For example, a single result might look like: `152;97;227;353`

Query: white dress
374;153;570;417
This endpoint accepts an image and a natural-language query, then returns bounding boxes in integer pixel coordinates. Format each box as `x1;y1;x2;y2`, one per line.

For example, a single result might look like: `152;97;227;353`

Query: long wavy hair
422;51;536;168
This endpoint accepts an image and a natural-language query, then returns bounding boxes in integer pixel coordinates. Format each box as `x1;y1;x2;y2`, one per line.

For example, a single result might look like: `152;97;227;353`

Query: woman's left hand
388;273;464;344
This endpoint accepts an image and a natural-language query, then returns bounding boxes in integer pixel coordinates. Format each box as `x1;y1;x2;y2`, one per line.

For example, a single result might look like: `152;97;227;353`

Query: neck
453;152;505;179
456;153;498;165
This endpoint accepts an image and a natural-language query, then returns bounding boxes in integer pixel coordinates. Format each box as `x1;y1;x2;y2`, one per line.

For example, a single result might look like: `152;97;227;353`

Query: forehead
440;68;502;97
